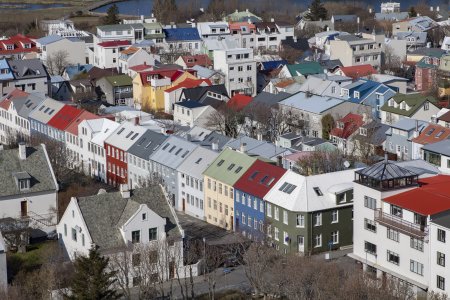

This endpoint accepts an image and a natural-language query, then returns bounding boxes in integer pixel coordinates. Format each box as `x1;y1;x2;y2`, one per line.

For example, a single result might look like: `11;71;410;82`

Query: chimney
426;42;431;48
120;184;130;199
277;155;283;167
247;19;251;24
430;6;434;12
246;8;249;13
240;143;247;153
212;140;219;151
384;153;388;163
161;127;167;136
257;133;263;141
413;120;420;138
270;18;274;22
134;116;140;125
18;142;26;160
140;15;144;22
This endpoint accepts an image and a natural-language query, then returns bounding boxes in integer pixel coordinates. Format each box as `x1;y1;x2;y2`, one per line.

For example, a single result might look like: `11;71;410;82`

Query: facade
36;35;86;66
46;105;83;143
203;148;258;230
173;101;216;128
93;40;131;69
96;74;133;106
95;24;144;44
177;146;219;220
197;22;230;39
0;35;38;59
264;169;355;254
385;118;427;161
330;113;365;154
162;28;202;54
213;48;257;96
234;160;286;240
411;124;450;160
415;52;443;92
392;16;438;35
8;59;51;96
163;78;211;114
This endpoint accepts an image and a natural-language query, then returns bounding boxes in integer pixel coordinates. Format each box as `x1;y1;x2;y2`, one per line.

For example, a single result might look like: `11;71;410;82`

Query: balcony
374;209;428;240
150;77;170;87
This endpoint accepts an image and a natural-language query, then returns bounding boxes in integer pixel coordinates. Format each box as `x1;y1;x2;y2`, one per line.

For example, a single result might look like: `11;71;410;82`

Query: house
276;132;336;152
415;51;444;91
56;185;191;285
393;16;438;35
96;74;133;106
307;30;350;52
127;129;168;189
191;65;225;85
437;109;450;128
163;28;202;54
352;120;390;158
234;160;286;240
93;40;131;69
329;34;383;69
406;48;446;64
177;146;219;220
369;74;409;94
50;75;72;101
203;148;258;230
104;122;148;187
46;105;83;142
86;66;119;86
250;91;290;108
278;62;324;79
385;118;428;160
224;136;291;161
8;59;51;97
63;64;93;80
36;35;86;66
95;24;144;44
0;59;14;96
226;22;256;49
40;19;90;38
375;12;409;22
213;48;257;96
149;135;197;210
349;159;444;298
177;84;229;108
331;15;357;25
422;139;450;174
29;97;65;138
330;113;365;154
333;64;378;79
173;101;216;128
380;93;440;125
118;47;159;75
264;169;355;254
411;124;450;160
278;92;370;138
0;143;58;231
174;54;212;69
201;36;240;59
163;78;211;114
196;22;230;39
438;55;450;98
298;76;351;99
69;78;93;100
393;32;427;51
142;22;165;46
442;36;450;51
225;9;262;23
0;34;38;59
226;94;253;111
253;21;295;51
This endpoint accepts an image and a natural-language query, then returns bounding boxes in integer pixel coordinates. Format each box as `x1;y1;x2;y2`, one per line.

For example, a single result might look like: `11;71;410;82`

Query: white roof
104;121;148;150
85;118;120;146
177;146;219;179
264;169;356;212
197;21;229;35
203;36;239;51
370;74;409;83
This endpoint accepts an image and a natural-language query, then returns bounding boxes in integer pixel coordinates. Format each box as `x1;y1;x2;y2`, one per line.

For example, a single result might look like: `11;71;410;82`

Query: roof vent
18;142;26;160
120;184;130;199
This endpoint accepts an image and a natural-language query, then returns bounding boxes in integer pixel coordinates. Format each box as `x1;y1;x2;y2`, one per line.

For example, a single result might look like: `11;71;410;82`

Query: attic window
424;102;429;111
227;163;235;170
354;91;360;99
195;158;202;164
19;179;30;191
389;99;394;106
235;166;243;173
313;187;323;196
175;148;182;155
426;128;435;136
360;128;367;136
217;159;225;166
266;177;275;186
400;102;406;109
249;171;259;180
436;130;444;138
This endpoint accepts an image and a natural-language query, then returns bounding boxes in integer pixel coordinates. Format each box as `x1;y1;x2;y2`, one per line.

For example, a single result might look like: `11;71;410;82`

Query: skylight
162;143;170;150
260;175;269;184
217;159;225;166
235;166;242;173
313;187;323;196
195;158;202;164
175;148;182;155
249;171;259;180
228;163;235;170
279;182;297;194
117;128;125;135
126;131;134;138
426;128;435;136
137;137;146;146
181;150;189;158
131;133;138;140
169;145;176;153
266;177;275;186
145;141;152;148
436;130;444;138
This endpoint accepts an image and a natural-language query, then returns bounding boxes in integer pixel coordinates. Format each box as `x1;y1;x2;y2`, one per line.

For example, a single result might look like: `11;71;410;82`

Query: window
364;196;376;210
274;227;279;240
149;228;157;241
331;231;339;244
267;203;272;217
410;237;424;252
82;234;85;246
437;252;446;267
410;260;424;276
132;253;141;267
314;234;322;247
438;229;446;242
365;218;376;232
132;230;140;243
364;241;376;255
242;212;246;224
437;275;445;290
283;232;289;245
296;214;305;227
72;228;77;241
313;213;322;226
313;187;323;196
331;210;338;223
424;102;429;111
283;210;288;224
142;213;147;221
274;207;279;220
387;250;399;265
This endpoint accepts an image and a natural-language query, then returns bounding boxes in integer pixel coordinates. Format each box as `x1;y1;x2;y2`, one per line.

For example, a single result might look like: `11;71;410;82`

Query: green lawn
7;241;57;278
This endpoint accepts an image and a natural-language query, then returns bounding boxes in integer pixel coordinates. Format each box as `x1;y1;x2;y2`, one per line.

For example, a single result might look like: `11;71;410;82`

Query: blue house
0;59;13;95
233;160;286;240
341;79;397;119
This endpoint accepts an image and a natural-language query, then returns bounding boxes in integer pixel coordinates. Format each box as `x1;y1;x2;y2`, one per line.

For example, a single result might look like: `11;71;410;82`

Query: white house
36;35;86;66
196;22;230;39
213;48;257;96
95;24;144;44
93;40;131;69
118;47;159;75
0;143;58;233
8;59;51;97
173;101;216;128
163;78;211;114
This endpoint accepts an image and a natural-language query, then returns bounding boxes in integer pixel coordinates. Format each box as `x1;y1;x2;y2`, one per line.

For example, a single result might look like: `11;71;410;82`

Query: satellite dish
343;161;350;168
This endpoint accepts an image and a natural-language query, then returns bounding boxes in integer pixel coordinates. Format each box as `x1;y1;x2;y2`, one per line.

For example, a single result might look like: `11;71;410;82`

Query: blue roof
0;59;13;81
176;101;205;109
64;64;93;80
346;80;390;104
261;60;287;70
37;35;64;45
50;75;66;83
163;28;201;42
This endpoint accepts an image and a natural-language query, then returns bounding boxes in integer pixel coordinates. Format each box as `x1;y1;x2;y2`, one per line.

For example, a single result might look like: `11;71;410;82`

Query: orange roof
65;110;100;136
6;89;29;99
180;54;212;68
0;99;11;110
129;64;153;72
229;22;256;31
165;78;211;93
412;124;450;145
337;64;377;78
275;79;295;88
227;94;253;111
120;46;139;55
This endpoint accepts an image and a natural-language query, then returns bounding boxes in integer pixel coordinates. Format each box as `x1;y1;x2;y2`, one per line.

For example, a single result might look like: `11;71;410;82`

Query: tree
296;149;350;176
102;4;121;25
46;50;69;76
408;6;417;17
153;0;178;24
206;105;245;138
304;0;328;21
67;246;121;300
321;113;334;140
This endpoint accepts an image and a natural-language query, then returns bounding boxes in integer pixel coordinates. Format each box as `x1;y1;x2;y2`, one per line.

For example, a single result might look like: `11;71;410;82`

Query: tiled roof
226;94;253;111
163;28;201;41
97;40;131;47
330;113;364;139
338;64;377;78
65;110;99;136
412;124;450;145
47;105;83;131
383;175;450;216
0;34;37;55
180;54;212;68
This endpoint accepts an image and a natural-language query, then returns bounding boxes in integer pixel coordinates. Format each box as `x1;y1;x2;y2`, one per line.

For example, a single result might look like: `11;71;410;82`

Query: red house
330;113;364;151
0;34;38;59
415;54;442;91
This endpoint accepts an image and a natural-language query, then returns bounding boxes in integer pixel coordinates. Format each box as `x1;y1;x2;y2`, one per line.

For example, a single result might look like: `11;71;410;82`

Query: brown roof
87;67;119;82
275;79;295;88
438;111;450;123
412;124;450;145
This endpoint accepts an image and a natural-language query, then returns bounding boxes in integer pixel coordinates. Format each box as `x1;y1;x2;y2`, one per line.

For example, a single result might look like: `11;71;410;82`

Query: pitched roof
226;94;253;111
438;110;450;123
29;98;65;124
330;113;364;139
77;186;180;251
36;35;64;45
8;59;48;79
279;92;344;114
97;40;131;47
0;145;57;197
383;175;450;216
127;130;168;160
105;122;148;151
412;124;450;146
251;91;290;107
65;110;99;136
286;62;323;76
87;67;119;82
224;136;290;160
355;159;417;181
0;34;37;55
89;118;120;146
233;160;286;199
177;146;219;180
149;135;197;170
47;105;83;131
381;93;437;117
104;74;133;87
165;78;211;93
163;28;201;41
179;54;212;68
337;64;377;78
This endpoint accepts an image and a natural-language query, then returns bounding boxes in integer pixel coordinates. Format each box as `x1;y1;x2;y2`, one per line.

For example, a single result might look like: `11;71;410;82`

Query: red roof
5;89;29;99
47;105;83;131
226;94;253;111
97;40;131;48
0;99;11;110
0;34;37;55
233;160;287;199
165;78;211;93
65;110;100;136
180;54;212;68
412;124;450;145
337;64;378;79
330;113;364;139
229;22;256;31
129;64;153;72
138;68;193;85
383;175;450;216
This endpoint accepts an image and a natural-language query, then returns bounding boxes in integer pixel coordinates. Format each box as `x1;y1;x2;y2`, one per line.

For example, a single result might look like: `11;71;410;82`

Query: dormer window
142;213;147;221
337;122;344;129
400;102;406;110
14;172;31;191
388;99;394;106
424;101;429;111
354;91;360;99
360;127;367;136
19;179;30;191
341;89;349;98
6;44;13;50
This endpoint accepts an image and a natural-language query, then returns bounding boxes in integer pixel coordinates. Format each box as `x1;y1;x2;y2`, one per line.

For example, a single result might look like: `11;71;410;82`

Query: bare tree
0;218;30;253
206;105;245;138
46;50;69;76
296;149;351;176
203;244;225;300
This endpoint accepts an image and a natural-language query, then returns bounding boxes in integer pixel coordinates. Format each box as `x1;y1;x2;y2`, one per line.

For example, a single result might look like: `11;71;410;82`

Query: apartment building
93;40;131;69
213;48;257;96
95;24;144;44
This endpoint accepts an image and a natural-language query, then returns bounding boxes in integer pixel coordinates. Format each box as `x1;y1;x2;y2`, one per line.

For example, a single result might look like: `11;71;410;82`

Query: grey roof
8;93;46;119
77;186;180;251
431;210;450;229
359;121;390;145
36;35;64;45
389;118;428;132
356;159;418;180
181;84;228;101
279;92;344;114
395;31;427;42
191;65;222;79
395;160;439;176
149;135;197;170
29;97;65;124
225;136;291;160
251;91;290;107
128;130;168;160
8;59;48;80
375;12;409;21
0;145;57;198
177;146;219;180
422;139;450;156
200;131;234;149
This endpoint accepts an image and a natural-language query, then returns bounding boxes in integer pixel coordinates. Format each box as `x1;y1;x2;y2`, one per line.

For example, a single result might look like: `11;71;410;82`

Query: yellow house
132;68;197;112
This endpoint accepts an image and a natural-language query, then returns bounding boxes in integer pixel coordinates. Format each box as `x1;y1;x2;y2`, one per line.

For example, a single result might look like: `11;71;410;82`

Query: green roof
145;33;165;39
286;62;323;77
225;10;262;22
416;57;439;69
381;93;437;117
143;22;163;30
105;75;132;87
202;148;257;186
